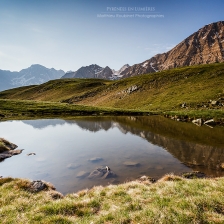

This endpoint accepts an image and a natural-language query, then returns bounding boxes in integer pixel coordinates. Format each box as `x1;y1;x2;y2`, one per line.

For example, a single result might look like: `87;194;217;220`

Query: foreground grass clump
1;175;224;223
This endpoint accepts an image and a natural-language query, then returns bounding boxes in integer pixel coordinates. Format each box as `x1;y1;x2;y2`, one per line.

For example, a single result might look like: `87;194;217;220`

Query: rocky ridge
0;64;65;91
61;64;130;80
121;21;224;78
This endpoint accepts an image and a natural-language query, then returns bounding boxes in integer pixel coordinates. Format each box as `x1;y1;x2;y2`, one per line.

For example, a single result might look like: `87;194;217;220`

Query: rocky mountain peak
121;21;224;78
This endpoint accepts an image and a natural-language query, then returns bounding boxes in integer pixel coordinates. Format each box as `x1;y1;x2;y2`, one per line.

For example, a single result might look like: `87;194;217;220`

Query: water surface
0;116;223;194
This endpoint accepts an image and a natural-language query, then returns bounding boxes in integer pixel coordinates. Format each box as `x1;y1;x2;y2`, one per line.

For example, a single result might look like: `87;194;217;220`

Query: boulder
27;153;36;156
0;138;18;153
30;180;47;192
0;138;22;161
192;118;202;126
211;101;219;106
138;175;156;184
204;119;216;126
88;166;117;179
0;153;11;160
0;149;23;160
10;149;24;155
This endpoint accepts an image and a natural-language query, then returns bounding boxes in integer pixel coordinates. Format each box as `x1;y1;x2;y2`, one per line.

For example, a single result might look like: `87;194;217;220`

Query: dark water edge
0;116;223;194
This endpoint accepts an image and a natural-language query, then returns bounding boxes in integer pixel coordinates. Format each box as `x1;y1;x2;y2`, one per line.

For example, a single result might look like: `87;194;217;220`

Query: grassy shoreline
1;175;224;223
0;99;223;122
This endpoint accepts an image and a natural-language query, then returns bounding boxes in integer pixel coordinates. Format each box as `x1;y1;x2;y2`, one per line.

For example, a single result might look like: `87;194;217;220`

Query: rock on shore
0;138;23;160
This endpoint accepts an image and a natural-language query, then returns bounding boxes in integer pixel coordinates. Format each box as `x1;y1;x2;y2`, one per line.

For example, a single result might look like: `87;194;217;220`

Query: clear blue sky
0;0;223;72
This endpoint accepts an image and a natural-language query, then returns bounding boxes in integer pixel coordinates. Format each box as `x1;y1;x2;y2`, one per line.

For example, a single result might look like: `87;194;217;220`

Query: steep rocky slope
121;21;224;78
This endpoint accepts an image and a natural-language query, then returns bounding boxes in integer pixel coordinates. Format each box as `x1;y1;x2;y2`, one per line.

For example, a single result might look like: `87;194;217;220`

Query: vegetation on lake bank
0;99;151;121
1;175;224;223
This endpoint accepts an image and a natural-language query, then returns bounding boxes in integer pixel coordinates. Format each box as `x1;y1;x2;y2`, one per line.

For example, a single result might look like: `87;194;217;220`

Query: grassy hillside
0;63;223;118
1;175;224;223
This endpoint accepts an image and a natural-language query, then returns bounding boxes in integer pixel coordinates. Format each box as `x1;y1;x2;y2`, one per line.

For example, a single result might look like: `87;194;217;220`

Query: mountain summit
121;21;224;78
12;64;65;86
0;65;65;91
61;64;130;80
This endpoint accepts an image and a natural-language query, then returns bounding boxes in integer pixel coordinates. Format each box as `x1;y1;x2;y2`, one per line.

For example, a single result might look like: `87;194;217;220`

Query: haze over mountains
0;21;224;91
0;64;65;91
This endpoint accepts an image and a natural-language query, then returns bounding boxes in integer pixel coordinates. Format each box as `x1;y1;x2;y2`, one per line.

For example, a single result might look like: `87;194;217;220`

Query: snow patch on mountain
142;62;148;68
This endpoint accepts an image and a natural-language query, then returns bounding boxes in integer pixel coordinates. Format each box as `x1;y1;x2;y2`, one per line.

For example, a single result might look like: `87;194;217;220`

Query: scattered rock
0;149;24;160
30;180;47;192
211;101;219;106
0;153;12;160
27;153;36;156
204;119;216;128
123;161;140;167
76;171;90;178
10;149;24;155
0;138;23;161
0;138;18;153
67;163;81;169
89;157;103;163
220;163;224;169
181;171;206;179
126;85;138;94
88;166;117;179
192;118;202;126
138;175;156;183
204;119;214;124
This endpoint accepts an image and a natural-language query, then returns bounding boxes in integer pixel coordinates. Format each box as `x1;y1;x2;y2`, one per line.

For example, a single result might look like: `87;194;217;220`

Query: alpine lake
0;116;224;195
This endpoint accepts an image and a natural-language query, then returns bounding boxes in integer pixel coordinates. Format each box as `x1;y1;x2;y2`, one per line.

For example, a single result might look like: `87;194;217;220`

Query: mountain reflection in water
0;116;223;194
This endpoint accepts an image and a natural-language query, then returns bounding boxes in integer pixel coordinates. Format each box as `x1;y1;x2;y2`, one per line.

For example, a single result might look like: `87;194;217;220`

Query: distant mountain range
0;64;65;91
0;64;129;91
121;21;224;78
1;21;224;91
61;64;130;80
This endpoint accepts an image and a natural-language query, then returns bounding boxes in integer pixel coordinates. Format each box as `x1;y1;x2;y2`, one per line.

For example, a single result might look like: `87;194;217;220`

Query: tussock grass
1;176;224;223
